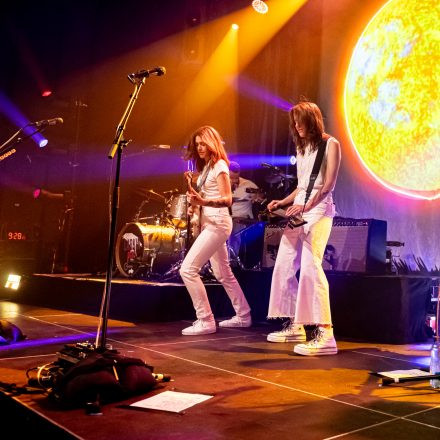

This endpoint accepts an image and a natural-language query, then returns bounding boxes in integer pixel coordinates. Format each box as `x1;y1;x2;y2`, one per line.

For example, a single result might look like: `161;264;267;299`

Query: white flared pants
180;214;251;320
267;215;333;325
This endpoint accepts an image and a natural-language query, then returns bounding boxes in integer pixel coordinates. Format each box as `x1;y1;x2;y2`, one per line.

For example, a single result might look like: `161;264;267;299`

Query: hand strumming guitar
186;186;205;206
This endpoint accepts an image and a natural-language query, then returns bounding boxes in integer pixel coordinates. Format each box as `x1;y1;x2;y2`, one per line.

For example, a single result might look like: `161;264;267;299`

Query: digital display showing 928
7;231;27;240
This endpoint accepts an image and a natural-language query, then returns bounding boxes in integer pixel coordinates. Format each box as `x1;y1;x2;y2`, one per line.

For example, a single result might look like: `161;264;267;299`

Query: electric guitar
267;207;307;229
185;171;201;239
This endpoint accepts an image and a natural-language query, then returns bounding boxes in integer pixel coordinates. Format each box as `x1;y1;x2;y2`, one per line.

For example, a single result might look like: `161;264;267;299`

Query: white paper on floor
130;390;213;413
377;369;432;379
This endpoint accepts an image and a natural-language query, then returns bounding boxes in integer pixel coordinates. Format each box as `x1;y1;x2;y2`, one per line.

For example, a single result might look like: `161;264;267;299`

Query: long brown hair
185;125;230;171
289;101;327;155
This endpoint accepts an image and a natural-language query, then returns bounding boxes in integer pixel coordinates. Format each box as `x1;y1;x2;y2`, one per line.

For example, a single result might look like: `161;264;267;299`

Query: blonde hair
185;126;230;171
289;101;326;155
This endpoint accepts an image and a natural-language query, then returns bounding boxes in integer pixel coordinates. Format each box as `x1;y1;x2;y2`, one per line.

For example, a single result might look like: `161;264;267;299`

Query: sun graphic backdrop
344;0;440;200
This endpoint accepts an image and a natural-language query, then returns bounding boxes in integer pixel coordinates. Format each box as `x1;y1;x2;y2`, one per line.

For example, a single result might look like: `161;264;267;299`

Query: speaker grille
262;217;387;273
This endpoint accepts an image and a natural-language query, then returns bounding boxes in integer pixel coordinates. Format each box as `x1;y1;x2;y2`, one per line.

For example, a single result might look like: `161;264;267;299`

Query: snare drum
168;194;187;228
116;223;183;277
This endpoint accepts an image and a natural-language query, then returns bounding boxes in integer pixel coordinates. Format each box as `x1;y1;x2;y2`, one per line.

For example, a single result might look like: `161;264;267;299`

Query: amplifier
262;225;284;268
261;217;387;274
323;218;387;273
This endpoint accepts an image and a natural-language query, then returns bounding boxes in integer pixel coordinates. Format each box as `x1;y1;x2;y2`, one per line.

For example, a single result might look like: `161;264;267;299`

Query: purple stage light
121;147;188;179
232;76;292;111
0;328;123;351
230;154;295;170
0;91;48;148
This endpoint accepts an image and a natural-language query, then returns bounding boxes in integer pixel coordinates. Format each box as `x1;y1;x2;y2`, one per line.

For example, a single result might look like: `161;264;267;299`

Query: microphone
261;162;281;172
29;118;63;127
127;66;166;82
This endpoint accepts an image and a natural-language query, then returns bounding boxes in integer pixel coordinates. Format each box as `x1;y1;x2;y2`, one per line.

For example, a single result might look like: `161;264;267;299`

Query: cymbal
134;188;166;202
264;172;294;184
264;174;282;184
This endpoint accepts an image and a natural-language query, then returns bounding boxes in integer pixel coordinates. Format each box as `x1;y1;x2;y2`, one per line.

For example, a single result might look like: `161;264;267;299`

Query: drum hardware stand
161;249;186;281
133;199;150;222
130;250;159;280
50;192;74;273
229;221;261;271
160;196;193;281
228;241;245;270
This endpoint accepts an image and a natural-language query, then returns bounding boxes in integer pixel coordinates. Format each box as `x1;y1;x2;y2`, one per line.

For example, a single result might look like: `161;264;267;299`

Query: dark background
1;0;438;275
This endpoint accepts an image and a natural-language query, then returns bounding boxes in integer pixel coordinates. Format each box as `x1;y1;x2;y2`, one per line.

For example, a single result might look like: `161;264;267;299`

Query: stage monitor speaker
262;217;387;274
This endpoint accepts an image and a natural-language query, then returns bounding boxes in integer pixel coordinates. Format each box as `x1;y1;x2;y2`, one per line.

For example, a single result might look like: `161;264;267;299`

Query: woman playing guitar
180;126;251;335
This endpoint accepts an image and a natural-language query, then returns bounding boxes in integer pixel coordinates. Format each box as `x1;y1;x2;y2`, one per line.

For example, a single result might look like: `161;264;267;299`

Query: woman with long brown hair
180;126;251;335
266;101;341;355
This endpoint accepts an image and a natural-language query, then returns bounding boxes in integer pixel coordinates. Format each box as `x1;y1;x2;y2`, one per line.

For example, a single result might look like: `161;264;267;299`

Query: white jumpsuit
180;160;251;321
267;137;338;325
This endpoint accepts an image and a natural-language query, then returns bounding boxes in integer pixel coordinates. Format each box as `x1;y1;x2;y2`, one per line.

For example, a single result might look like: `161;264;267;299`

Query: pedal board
56;342;96;366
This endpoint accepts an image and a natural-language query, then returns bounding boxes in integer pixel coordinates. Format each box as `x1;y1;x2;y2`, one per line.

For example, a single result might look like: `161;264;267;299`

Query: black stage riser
2;272;432;344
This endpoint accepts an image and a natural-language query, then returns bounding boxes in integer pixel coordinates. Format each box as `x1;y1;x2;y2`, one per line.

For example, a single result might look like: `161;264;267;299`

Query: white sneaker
219;315;252;328
182;319;216;336
267;321;306;343
293;327;338;356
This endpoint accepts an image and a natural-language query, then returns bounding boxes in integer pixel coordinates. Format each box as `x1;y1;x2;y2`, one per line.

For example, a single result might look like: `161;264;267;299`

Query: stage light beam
155;0;305;138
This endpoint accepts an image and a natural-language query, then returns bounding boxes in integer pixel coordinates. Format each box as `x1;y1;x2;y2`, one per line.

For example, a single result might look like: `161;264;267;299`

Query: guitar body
269;207;307;229
185;172;202;240
190;207;201;239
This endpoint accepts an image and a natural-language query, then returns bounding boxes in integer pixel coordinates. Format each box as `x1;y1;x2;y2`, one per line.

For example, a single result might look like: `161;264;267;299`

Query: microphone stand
0;124;44;160
95;77;146;352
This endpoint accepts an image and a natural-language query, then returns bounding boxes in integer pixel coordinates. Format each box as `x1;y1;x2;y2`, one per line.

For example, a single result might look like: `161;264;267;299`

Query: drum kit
115;188;257;279
115;164;297;280
115;189;189;279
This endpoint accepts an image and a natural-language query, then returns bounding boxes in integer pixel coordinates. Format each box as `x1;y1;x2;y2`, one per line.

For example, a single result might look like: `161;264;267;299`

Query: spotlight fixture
5;274;21;290
289;155;297;166
41;90;52;97
252;0;269;14
231;23;239;30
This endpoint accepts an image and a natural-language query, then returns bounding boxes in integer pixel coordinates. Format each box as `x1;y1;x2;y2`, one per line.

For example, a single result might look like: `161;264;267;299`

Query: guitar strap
196;160;211;193
302;138;328;211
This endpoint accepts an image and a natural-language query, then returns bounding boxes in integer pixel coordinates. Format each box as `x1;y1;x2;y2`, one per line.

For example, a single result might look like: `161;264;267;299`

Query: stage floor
1;300;440;440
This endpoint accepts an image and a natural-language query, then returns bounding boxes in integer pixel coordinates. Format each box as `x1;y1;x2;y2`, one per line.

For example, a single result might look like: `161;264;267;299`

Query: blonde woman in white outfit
266;101;341;356
180;126;252;336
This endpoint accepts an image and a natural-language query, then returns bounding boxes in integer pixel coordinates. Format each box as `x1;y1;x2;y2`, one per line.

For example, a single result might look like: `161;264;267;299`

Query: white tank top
294;137;337;219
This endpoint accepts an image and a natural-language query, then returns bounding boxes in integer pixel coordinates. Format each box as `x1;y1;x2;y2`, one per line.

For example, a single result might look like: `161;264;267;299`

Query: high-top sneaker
219;314;252;328
293;327;337;356
182;317;216;336
267;320;306;343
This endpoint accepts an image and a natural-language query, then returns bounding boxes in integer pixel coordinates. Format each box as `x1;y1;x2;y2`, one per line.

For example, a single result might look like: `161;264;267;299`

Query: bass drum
116;223;183;278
